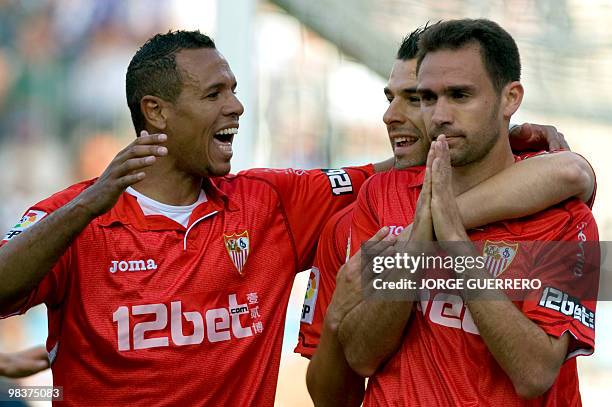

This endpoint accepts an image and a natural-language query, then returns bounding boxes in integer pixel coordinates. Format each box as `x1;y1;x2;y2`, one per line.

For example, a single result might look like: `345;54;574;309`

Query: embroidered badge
482;240;519;277
224;231;250;275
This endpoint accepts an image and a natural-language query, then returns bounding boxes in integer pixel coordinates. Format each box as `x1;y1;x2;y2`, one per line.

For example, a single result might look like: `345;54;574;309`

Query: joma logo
109;259;158;273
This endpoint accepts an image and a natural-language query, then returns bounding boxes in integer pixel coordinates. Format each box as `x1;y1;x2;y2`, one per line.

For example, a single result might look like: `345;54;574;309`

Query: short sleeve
521;208;599;359
0;206;72;318
0;180;93;317
295;204;353;358
240;165;374;271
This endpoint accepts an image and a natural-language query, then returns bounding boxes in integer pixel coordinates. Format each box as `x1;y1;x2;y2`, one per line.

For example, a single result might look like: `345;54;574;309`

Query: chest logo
224;231;250;275
482;240;519;277
109;259;158;273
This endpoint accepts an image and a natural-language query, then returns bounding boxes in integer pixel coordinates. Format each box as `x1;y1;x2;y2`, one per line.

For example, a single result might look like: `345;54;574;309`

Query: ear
501;81;523;119
140;95;169;130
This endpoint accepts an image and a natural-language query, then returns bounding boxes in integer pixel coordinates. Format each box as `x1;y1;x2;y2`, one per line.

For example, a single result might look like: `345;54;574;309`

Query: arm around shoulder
457;151;596;230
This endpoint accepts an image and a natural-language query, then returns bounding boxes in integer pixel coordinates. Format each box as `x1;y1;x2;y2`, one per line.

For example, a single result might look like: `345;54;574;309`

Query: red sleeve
350;176;381;256
0;206;72;318
239;165;374;271
295;204;353;358
0;182;91;318
521;204;599;359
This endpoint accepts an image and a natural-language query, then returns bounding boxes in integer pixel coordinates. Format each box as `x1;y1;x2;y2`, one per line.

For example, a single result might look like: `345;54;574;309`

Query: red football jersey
350;164;599;406
0;165;373;406
295;203;354;358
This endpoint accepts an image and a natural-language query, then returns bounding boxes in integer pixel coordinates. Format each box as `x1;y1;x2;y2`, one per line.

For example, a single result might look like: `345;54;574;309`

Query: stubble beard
394;141;429;169
450;101;501;167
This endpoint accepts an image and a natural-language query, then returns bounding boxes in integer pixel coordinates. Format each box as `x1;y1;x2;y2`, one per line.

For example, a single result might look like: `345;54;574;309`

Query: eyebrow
384;86;419;96
203;83;223;92
417;84;476;94
446;84;476;93
202;80;238;94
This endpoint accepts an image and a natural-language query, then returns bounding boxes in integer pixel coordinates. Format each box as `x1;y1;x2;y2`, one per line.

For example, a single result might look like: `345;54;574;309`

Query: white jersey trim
126;187;207;228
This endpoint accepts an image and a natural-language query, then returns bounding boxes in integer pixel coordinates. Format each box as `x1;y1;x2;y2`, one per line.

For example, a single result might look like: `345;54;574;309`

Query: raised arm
336;147;595;377
0;132;167;312
430;137;596;399
338;151;435;377
337;238;415;377
458;151;595;230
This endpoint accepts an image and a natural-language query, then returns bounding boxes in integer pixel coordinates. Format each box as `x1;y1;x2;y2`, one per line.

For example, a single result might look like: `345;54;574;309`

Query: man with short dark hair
337;19;598;406
126;31;217;138
0;30;385;406
0;26;597;406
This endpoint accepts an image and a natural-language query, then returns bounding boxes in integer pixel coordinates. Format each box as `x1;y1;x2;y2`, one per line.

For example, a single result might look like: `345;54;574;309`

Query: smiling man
0;30;385;406
333;19;599;406
302;25;598;406
0;27;598;406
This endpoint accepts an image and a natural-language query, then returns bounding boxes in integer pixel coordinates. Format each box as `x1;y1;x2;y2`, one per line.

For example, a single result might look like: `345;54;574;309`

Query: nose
431;97;452;127
383;99;404;126
224;92;244;118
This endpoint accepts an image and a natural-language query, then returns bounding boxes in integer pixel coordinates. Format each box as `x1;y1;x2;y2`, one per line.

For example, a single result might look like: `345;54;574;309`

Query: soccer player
335;19;598;406
301;26;597;406
0;29;595;406
0;30;393;406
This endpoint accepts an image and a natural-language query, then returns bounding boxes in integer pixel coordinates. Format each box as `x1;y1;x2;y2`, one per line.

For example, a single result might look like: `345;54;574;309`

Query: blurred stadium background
0;0;611;405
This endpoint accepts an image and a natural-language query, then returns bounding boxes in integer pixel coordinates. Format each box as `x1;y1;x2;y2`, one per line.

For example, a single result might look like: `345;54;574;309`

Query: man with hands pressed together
307;19;598;406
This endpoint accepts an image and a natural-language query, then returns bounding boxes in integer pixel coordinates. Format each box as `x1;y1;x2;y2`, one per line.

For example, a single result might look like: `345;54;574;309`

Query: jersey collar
97;177;238;230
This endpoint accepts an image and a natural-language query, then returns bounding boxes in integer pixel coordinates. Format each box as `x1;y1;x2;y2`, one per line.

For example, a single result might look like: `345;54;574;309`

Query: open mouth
392;136;418;149
213;127;238;156
214;127;237;143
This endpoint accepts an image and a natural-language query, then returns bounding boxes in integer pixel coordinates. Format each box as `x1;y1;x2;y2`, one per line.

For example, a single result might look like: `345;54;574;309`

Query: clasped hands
327;135;476;331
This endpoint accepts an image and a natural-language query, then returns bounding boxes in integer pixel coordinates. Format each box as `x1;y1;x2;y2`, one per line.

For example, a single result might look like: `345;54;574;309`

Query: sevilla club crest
482;240;519;277
224;231;250;275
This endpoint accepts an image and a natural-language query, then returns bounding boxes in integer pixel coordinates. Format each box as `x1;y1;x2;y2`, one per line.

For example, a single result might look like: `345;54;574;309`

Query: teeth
394;136;417;145
216;127;238;136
